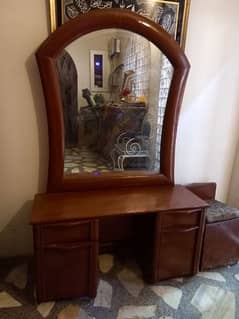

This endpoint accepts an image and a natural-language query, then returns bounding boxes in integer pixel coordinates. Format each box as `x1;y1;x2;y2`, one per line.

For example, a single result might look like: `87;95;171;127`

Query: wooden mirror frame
36;9;190;192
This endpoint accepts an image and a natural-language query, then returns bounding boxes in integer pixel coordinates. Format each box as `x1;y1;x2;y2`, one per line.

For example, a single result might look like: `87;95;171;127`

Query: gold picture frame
49;0;190;49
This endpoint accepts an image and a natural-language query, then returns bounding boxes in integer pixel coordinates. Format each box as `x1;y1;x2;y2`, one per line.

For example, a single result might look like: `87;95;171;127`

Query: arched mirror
36;9;190;192
58;29;173;175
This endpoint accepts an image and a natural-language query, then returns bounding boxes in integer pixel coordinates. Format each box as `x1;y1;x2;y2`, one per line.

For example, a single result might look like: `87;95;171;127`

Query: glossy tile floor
64;147;112;175
0;255;238;318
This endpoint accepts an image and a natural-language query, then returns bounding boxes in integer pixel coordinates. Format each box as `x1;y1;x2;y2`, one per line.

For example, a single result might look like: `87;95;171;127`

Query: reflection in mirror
56;29;174;175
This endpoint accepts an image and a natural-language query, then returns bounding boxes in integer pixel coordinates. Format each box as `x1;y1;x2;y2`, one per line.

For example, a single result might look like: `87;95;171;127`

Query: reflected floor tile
64;147;112;173
71;168;81;174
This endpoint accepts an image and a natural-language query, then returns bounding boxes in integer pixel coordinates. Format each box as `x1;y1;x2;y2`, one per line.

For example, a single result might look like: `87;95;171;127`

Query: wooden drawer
35;219;98;247
157;227;198;280
36;241;98;302
162;209;201;229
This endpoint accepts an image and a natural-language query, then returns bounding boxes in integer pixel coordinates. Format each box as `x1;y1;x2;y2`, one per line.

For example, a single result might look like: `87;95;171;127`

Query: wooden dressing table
33;9;199;302
31;185;208;302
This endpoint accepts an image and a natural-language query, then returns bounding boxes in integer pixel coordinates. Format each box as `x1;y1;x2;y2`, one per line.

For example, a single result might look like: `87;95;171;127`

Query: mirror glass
56;29;174;175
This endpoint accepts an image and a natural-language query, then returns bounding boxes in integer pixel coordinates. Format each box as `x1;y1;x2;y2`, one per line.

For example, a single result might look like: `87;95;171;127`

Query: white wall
1;0;239;256
228;144;239;207
175;0;239;201
0;1;49;256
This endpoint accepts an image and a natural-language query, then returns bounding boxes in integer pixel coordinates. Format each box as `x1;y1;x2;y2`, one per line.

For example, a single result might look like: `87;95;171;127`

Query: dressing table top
31;185;208;224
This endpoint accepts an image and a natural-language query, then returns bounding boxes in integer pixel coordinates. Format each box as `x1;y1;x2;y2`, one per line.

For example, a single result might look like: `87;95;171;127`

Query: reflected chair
111;120;152;171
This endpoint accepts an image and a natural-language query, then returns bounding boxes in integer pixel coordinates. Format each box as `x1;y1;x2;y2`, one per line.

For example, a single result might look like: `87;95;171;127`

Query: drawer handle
45;243;91;250
45;221;90;229
166;210;201;215
163;226;199;233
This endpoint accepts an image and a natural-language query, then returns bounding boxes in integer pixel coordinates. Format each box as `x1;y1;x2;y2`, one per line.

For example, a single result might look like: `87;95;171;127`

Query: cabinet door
36;241;98;302
157;226;199;280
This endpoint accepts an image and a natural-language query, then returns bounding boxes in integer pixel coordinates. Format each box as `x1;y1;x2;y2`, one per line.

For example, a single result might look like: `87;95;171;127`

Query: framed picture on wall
49;0;191;49
90;50;110;92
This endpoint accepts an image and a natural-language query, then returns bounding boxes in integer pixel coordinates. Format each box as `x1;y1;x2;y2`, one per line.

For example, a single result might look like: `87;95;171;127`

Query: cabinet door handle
163;226;199;233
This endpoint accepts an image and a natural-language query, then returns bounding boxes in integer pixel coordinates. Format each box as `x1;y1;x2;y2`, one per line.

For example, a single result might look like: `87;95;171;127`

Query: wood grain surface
31;185;208;224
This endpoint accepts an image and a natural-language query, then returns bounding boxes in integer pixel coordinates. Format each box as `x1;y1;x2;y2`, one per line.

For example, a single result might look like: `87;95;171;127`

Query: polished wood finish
201;218;239;271
32;185;208;302
135;206;206;283
35;220;98;247
186;182;217;201
32;8;208;303
99;215;135;252
161;209;201;228
98;182;216;248
155;208;205;280
34;219;98;302
36;9;190;192
31;185;208;224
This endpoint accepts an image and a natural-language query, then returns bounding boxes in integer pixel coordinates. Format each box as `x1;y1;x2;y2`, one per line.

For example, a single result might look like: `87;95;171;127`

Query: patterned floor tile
191;284;235;318
57;304;95;319
99;254;114;274
0;292;21;308
93;280;112;309
173;278;183;283
117;267;144;297
150;286;182;310
37;302;55;318
0;257;239;319
197;271;226;282
5;264;28;289
116;305;157;319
